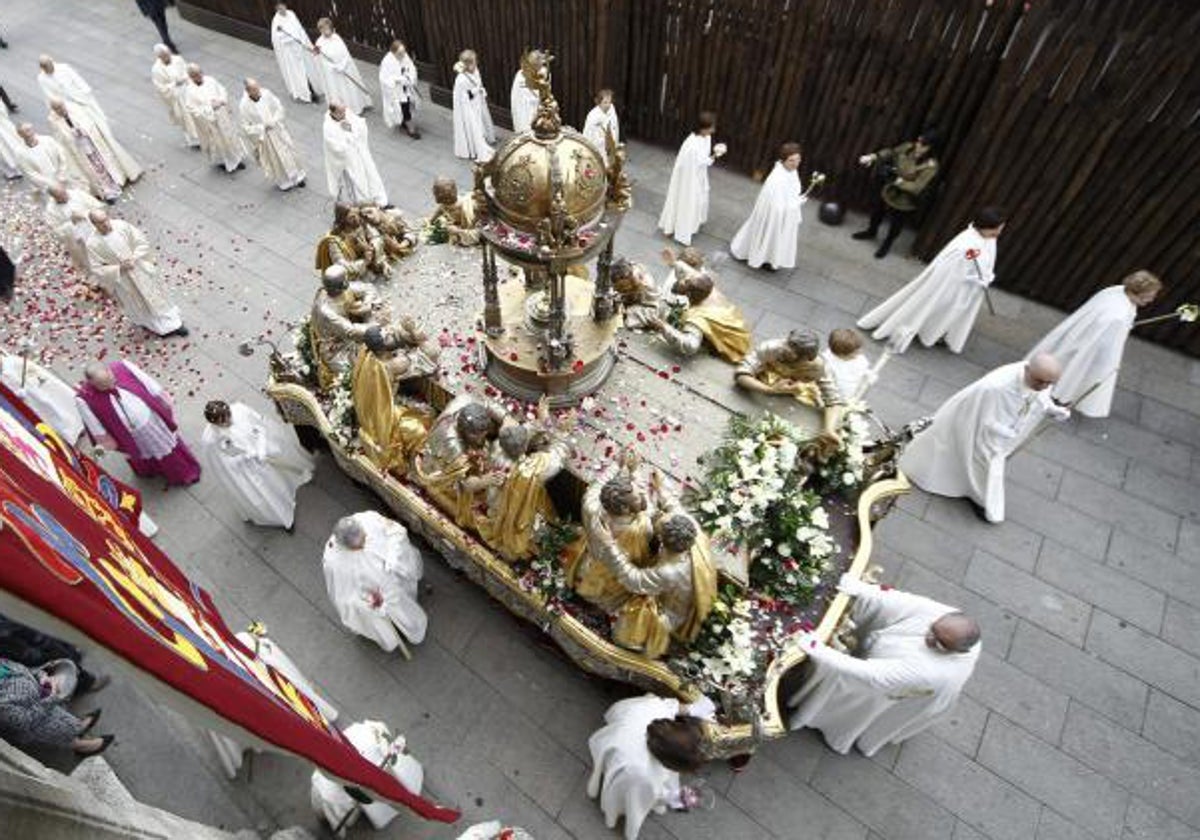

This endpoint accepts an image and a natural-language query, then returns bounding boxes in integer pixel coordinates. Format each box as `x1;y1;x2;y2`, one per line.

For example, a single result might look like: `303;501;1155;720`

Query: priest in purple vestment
74;359;200;486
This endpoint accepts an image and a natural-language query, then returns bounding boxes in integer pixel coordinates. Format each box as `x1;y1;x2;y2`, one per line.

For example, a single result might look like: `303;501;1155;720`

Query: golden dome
486;128;608;235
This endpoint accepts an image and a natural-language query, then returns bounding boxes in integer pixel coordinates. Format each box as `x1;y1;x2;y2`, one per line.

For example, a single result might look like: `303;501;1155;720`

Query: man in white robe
858;208;1006;354
587;694;714;840
37;56;109;130
657;112;725;246
452;50;495;162
0;102;23;181
730;142;806;270
270;3;323;103
509;53;542;134
379;40;421;138
47;97;141;200
239;78;306;191
44;182;104;271
314;18;371;115
902;353;1069;523
323;103;387;206
1026;270;1163;418
1;350;85;442
14;123;80;192
184;64;247;173
84;210;188;338
311;720;423;833
322;512;426;654
151;44;199;147
210;627;338;779
787;574;981;756
583;89;620;165
199;400;314;529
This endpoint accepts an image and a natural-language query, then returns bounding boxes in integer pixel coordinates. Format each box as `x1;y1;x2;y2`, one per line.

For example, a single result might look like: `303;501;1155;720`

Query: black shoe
83;673;111;694
167;42;180;55
79;709;102;735
874;242;892;259
968;499;989;522
851;229;876;240
296;179;306;188
74;734;115;757
166;325;189;338
234;161;246;171
0;39;8;50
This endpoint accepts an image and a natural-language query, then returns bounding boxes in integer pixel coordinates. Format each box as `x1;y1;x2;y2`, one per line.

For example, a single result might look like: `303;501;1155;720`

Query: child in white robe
583;89;620;164
730;142;806;270
820;328;874;402
657;111;725;246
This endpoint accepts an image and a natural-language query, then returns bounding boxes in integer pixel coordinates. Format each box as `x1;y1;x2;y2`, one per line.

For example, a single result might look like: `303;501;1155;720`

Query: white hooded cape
729;160;806;269
315;33;371;115
322;510;426;649
787;585;979;756
657;132;713;246
453;68;495;161
323;111;387;205
379;51;419;128
858;225;995;353
1026;285;1135;418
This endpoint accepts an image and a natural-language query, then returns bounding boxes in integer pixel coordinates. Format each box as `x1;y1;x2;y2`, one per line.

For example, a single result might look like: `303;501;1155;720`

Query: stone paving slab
3;2;1200;839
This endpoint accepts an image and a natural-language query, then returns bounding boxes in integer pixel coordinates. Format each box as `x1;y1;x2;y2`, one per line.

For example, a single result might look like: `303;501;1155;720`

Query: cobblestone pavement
3;3;1200;839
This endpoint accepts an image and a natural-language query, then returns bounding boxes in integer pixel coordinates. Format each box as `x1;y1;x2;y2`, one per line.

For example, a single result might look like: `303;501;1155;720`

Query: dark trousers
865;196;911;249
0;86;16;111
400;101;413;125
146;6;175;50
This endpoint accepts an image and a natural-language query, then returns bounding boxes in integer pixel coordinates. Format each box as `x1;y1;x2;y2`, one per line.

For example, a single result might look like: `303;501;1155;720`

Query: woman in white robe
1026;270;1162;418
239;80;306;191
587;694;715;840
314;18;371;115
901;356;1069;522
270;4;323;103
311;720;423;832
151;45;199;147
379;41;420;137
323;105;387;206
199;400;314;529
657;112;724;246
858;209;1006;353
730;142;807;269
0;352;85;442
583;89;620;164
452;50;495;162
322;511;426;652
210;629;338;778
788;575;980;756
85;211;186;337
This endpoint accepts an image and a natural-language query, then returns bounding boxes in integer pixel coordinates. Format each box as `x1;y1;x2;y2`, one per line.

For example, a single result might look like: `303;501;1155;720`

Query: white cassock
185;76;248;172
37;64;108;129
322;510;426;650
199;402;315;528
378;51;419;129
1026;285;1135;418
14;136;80;191
587;694;715;840
323;112;387;206
311;720;423;832
151;54;199;147
858;225;995;354
787;584;980;756
210;631;339;779
43;186;104;270
452;68;495;162
657;132;714;246
0;103;20;179
509;69;539;133
48;102;142;197
583;104;620;164
0;353;85;442
314;33;371;115
239;89;306;190
901;361;1069;522
820;349;874;402
271;10;323;102
730;160;806;269
85;219;184;335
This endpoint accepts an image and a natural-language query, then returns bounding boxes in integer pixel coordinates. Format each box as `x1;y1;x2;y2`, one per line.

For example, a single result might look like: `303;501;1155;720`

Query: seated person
315;202;375;280
309;264;384;390
428;176;480;246
351;325;435;476
411;394;507;528
360;204;416;267
820;328;875;402
735;329;847;453
611;257;663;330
587;693;714;840
643;259;752;363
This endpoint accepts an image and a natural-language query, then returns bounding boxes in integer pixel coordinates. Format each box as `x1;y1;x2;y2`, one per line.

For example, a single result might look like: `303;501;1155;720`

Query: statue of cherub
429;176;480;246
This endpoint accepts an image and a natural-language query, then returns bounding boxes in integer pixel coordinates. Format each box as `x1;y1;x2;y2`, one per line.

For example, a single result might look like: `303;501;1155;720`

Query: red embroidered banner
0;382;458;823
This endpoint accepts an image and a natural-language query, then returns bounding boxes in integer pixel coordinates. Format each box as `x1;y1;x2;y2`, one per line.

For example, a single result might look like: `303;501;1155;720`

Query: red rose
573;359;585;372
965;248;981;261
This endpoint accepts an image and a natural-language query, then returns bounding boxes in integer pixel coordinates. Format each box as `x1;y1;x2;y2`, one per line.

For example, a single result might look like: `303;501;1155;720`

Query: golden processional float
260;51;914;758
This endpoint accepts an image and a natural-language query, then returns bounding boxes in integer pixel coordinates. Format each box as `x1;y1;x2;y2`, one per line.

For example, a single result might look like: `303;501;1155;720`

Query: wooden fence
181;0;1200;356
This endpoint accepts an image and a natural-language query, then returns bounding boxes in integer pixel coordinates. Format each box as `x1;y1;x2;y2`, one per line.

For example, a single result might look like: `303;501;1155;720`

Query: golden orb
487;128;608;234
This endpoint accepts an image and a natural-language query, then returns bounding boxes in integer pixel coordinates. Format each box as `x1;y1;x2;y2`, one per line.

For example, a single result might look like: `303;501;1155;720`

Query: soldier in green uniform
852;129;940;258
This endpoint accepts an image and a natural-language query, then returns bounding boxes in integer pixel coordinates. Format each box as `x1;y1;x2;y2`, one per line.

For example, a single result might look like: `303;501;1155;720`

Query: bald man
85;209;187;337
788;573;981;756
901;354;1069;523
238;78;305;190
184;63;247;173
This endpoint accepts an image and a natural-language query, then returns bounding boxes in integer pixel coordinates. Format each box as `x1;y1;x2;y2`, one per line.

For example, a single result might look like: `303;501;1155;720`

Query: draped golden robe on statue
350;348;431;476
683;291;752;363
571;513;656;612
314;233;362;273
476;450;558;562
